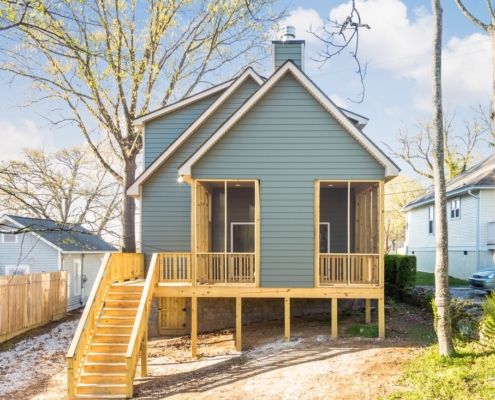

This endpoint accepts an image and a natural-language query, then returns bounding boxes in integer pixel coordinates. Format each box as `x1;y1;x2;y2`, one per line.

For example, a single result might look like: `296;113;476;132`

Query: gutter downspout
467;190;480;272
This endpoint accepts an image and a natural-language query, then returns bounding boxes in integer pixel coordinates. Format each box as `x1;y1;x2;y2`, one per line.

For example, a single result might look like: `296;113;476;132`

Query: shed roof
2;215;116;252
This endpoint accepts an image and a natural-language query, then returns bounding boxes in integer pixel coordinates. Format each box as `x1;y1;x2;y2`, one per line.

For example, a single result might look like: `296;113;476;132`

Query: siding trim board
178;61;399;178
128;69;264;197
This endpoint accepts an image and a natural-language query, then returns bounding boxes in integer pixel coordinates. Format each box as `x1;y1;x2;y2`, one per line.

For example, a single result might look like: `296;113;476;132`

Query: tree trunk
121;157;136;253
432;0;454;357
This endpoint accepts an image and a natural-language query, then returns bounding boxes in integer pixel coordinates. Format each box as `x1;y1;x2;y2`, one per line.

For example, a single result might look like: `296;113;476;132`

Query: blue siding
144;92;224;167
0;231;59;274
141;78;260;255
274;43;303;69
192;73;385;287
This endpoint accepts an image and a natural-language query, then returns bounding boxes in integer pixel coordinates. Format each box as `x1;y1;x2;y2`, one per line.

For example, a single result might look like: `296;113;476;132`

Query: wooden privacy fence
0;271;67;343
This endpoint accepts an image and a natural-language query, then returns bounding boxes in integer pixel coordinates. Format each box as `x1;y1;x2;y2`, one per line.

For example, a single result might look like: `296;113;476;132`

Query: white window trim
1;232;18;243
450;197;461;220
428;206;434;235
230;222;255;253
320;222;331;253
5;264;30;275
73;258;82;297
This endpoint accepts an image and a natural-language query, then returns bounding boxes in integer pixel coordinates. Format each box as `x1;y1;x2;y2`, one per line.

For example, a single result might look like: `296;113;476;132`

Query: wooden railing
319;253;379;286
125;253;159;397
158;252;192;282
196;252;256;285
66;253;144;399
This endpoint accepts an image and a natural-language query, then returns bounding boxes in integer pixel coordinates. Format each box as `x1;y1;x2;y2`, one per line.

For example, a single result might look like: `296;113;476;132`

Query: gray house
404;154;495;279
128;27;399;333
0;214;116;310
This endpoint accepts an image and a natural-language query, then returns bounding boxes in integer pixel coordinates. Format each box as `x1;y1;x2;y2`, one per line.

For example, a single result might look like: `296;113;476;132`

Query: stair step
75;395;125;399
98;317;136;326
83;362;127;373
96;325;133;335
106;291;142;300
79;372;127;385
104;299;140;308
76;383;127;396
90;343;128;353
86;352;126;363
93;334;131;344
101;308;138;317
109;284;143;293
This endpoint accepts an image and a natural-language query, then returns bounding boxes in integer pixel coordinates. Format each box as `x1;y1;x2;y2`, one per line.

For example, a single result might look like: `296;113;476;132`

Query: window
5;264;30;275
73;258;82;297
428;206;434;234
1;233;17;243
450;197;460;219
319;222;331;253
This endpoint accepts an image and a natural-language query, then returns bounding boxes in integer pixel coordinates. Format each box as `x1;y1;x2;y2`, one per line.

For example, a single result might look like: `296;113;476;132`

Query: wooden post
284;297;290;342
331;298;338;338
378;297;385;338
140;327;148;377
191;296;198;357
365;299;371;324
236;297;242;351
67;359;74;399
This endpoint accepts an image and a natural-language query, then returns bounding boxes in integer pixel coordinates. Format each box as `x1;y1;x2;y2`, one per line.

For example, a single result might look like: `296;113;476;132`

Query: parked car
468;267;495;292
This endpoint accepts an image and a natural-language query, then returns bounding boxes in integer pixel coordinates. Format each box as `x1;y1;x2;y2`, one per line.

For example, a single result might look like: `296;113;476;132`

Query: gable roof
134;79;235;126
404;153;495;211
1;215;116;253
178;61;400;178
128;68;265;197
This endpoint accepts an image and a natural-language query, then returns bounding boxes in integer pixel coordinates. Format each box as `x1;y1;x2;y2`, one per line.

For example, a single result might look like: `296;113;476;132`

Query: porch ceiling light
177;175;184;184
327;184;334;187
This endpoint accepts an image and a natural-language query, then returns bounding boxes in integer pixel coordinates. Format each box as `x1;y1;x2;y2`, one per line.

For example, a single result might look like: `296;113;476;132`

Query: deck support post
191;296;198;357
284;297;290;342
236;297;242;351
378;297;385;338
331;298;338;338
140;327;148;377
365;299;371;324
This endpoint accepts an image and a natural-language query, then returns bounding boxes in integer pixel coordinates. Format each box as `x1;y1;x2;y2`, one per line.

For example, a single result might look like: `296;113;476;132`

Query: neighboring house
0;214;116;310
403;154;495;279
67;28;400;398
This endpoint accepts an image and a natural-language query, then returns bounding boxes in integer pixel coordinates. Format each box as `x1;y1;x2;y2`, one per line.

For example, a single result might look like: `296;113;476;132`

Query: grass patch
415;271;468;287
388;342;495;400
346;323;378;338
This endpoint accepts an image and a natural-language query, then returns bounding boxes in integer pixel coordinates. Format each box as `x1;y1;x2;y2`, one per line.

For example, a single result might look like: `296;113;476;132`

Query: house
0;214;116;310
403;154;495;279
66;27;400;399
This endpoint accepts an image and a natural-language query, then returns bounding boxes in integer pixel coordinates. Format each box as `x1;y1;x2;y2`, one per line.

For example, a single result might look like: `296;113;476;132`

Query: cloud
0;119;53;161
328;0;490;110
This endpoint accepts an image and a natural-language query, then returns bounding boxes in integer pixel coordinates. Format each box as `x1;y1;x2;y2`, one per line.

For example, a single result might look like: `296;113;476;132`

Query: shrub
480;291;495;348
385;254;417;292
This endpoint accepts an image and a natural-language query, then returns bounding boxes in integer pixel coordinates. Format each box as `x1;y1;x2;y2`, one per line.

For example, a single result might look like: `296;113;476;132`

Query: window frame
428;206;434;235
450;197;461;220
230;222;255;253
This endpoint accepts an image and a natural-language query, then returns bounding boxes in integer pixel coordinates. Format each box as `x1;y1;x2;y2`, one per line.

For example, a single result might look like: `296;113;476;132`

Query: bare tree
454;0;495;128
310;0;370;103
384;176;426;253
1;0;281;251
386;116;484;181
432;0;454;357
0;147;121;242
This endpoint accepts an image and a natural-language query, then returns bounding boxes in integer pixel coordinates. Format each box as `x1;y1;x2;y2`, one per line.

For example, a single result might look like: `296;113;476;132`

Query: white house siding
62;253;105;311
406;190;495;279
0;232;59;274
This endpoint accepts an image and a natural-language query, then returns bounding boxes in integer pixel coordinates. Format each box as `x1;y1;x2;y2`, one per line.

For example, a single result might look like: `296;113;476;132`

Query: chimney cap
280;25;296;41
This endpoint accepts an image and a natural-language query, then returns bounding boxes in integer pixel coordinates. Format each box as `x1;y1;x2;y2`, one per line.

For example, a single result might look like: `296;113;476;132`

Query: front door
159;297;187;335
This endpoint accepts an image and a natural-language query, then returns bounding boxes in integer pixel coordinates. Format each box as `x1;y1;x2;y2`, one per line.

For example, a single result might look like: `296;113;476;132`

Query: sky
0;0;492;182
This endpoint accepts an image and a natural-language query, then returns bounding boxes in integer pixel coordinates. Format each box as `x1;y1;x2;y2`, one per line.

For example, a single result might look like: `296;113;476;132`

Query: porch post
365;299;371;324
236;297;242;351
140;326;148;377
378;297;385;338
284;297;291;341
331;298;338;338
191;296;198;357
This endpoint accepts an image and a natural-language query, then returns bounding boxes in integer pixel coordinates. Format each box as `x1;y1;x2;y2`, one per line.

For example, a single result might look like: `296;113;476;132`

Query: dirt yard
0;303;433;400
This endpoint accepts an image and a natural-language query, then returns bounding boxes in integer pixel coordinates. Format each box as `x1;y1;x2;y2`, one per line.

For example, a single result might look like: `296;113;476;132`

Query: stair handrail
66;252;113;399
125;253;159;396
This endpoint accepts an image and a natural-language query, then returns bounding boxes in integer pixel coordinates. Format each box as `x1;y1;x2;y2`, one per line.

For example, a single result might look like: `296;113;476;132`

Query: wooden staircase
67;253;158;399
